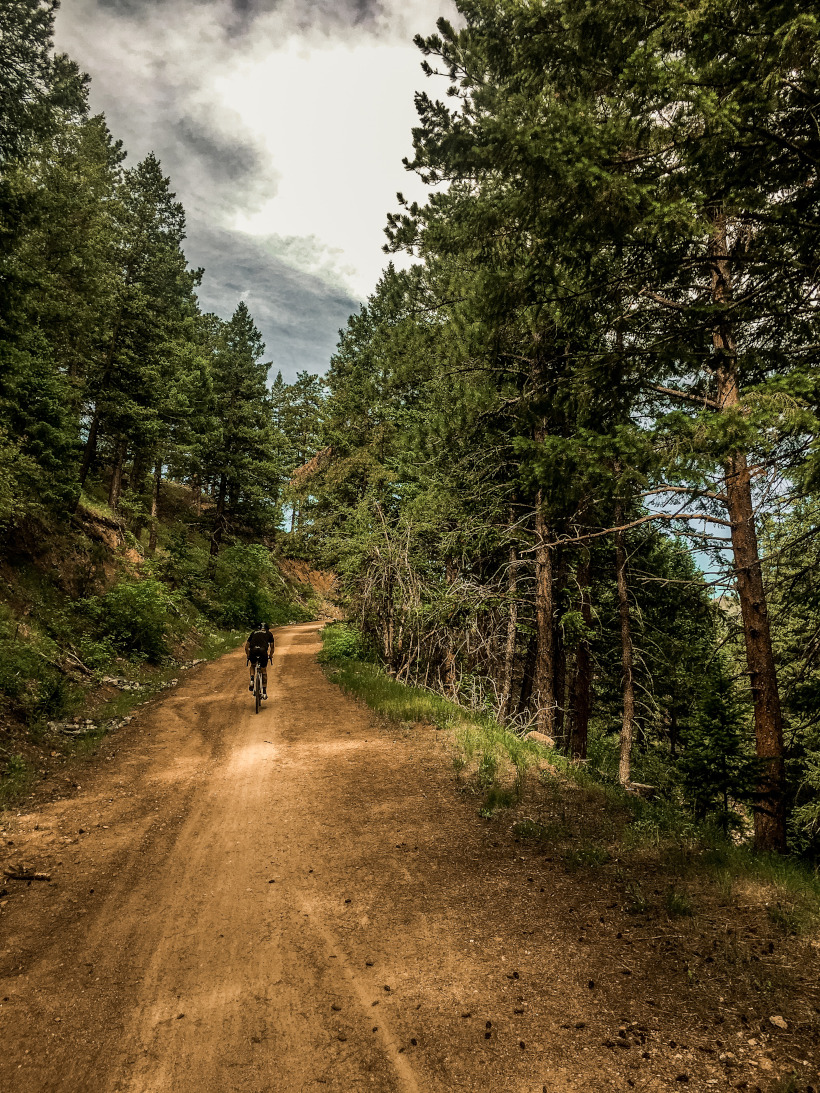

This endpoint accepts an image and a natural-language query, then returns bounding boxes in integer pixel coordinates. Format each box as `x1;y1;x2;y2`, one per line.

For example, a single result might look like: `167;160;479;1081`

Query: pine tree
204;303;278;557
0;0;91;514
680;657;757;834
78;153;200;507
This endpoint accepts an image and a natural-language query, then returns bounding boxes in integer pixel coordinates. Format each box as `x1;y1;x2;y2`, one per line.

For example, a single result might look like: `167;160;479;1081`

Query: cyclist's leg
261;665;268;697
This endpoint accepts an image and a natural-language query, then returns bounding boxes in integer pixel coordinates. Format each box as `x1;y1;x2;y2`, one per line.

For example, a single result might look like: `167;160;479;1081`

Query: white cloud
221;37;433;298
53;0;456;368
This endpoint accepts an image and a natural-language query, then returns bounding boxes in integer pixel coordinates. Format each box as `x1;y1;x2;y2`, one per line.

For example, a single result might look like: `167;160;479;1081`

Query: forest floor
0;623;818;1093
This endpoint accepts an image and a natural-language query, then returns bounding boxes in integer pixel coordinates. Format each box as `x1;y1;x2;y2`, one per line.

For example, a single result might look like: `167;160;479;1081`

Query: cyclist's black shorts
249;652;268;668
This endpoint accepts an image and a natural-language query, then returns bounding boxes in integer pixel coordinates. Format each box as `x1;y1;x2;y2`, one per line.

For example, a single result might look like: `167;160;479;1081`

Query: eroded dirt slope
0;624;817;1092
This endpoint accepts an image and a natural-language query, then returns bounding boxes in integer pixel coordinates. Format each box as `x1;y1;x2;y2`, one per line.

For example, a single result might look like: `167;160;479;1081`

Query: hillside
0;481;330;806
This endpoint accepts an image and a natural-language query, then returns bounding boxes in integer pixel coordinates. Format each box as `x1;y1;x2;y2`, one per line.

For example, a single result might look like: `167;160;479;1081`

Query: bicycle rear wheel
254;666;261;714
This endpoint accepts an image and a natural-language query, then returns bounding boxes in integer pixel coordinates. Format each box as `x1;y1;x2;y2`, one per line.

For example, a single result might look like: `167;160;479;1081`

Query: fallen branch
66;651;93;675
4;868;51;881
624;782;656;799
32;650;73;677
525;730;556;748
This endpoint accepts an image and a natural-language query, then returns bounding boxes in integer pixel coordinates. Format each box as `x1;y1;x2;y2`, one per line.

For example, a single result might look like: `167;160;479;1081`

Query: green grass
321;631;553;808
320;625;820;930
479;786;517;817
664;886;695;917
318;622;369;664
0;753;35;805
511;817;571;844
562;844;612;870
623;880;651;914
326;657;463;726
326;653;550;795
76;492;121;524
700;844;820;933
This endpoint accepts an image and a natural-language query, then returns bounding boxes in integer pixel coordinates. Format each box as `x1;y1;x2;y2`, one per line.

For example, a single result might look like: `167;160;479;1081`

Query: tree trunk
570;551;592;760
209;473;228;558
443;558;459;699
533;489;555;736
498;541;519;724
615;511;635;787
710;209;786;852
80;308;124;490
516;632;537;716
107;438;127;511
147;460;162;556
128;449;149;534
130;449;147;497
553;644;567;746
552;550;568;746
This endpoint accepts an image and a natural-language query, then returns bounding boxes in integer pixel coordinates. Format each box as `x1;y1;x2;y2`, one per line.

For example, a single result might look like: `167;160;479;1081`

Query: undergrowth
0;482;321;801
0;752;35;806
320;622;820;933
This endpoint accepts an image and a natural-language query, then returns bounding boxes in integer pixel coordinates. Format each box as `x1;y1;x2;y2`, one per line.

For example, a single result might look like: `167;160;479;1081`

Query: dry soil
0;623;817;1092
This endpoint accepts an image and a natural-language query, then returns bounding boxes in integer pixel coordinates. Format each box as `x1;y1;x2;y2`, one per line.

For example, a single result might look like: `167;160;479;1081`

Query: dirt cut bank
0;623;817;1092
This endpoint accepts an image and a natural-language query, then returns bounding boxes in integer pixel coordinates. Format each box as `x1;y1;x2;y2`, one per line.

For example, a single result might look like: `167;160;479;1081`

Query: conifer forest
2;0;820;868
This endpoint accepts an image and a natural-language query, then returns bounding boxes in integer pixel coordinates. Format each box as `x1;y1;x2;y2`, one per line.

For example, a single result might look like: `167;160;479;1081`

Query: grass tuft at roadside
319;622;820;941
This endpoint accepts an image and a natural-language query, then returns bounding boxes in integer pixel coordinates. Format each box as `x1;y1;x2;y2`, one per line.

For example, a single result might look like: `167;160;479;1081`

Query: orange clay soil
0;623;818;1093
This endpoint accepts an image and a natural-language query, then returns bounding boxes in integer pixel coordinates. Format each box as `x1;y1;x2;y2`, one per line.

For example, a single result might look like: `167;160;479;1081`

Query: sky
54;0;457;380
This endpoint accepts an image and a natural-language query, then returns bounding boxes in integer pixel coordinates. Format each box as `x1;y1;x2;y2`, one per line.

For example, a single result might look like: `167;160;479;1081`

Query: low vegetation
320;622;820;939
0;484;319;807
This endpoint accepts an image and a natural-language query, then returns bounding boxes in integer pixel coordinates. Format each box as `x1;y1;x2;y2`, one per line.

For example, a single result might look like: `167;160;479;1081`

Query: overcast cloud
54;0;456;378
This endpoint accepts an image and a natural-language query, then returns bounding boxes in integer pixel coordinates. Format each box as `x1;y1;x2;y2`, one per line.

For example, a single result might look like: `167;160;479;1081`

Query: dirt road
0;625;815;1092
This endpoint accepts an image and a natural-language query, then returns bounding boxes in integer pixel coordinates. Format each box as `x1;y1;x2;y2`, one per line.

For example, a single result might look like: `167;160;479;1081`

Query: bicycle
249;656;266;714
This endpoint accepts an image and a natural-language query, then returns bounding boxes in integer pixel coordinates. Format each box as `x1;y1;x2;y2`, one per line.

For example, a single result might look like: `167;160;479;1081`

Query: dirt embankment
278;558;342;621
0;624;817;1092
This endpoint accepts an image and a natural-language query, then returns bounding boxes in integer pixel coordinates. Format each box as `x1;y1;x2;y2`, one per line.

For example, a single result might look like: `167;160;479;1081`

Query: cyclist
245;623;275;700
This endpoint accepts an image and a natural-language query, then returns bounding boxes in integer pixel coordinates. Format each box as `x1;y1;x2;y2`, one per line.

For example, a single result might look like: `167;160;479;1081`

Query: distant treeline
0;0;324;554
291;1;820;856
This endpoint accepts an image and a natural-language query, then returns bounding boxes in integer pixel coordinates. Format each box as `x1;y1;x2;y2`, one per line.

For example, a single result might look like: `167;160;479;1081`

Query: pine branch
648;384;720;409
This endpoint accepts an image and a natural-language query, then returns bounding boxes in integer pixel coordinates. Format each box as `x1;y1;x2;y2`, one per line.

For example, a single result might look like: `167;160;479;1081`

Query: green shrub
665;887;695;917
157;531;210;593
0;641;39;701
319;622;365;663
83;579;176;661
563;844;611;870
71;635;118;671
623;880;651;914
0;752;34;804
26;672;73;720
211;544;282;628
0;608;72;719
479;785;516;817
477;750;499;790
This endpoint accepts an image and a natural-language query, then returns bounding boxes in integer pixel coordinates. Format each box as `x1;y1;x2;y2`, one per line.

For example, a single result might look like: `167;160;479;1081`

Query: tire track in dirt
299;898;421;1093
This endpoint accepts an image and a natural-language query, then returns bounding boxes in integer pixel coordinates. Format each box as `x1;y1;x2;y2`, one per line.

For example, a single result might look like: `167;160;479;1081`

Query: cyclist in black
245;623;275;700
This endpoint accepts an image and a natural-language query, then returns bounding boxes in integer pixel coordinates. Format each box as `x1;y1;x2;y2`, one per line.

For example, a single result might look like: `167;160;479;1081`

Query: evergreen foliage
679;656;758;834
302;0;819;855
0;0;320;556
